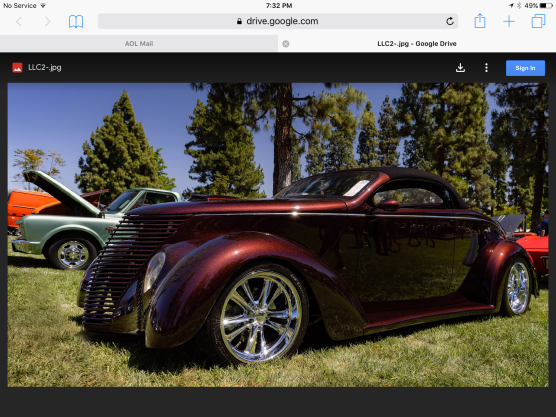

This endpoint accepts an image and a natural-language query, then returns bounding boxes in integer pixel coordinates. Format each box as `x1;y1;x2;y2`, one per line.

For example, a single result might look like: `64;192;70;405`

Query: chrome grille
82;213;189;328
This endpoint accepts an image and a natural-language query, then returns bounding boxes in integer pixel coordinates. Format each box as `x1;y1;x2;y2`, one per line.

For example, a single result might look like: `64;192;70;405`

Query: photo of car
77;167;539;365
11;170;184;270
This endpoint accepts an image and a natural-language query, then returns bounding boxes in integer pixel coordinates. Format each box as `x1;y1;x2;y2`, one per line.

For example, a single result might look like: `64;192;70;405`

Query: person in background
539;210;549;237
537;212;544;236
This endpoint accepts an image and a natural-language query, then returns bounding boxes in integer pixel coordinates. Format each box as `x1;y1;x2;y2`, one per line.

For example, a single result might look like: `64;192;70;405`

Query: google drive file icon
12;63;22;73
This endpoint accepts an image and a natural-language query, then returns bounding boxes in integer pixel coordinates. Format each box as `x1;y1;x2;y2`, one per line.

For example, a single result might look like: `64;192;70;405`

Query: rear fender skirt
145;231;367;348
458;240;538;309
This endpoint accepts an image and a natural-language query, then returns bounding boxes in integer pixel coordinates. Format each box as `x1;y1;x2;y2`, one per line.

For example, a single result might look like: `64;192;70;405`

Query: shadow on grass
71;312;498;374
538;275;549;291
7;255;50;269
74;319;213;373
297;314;494;355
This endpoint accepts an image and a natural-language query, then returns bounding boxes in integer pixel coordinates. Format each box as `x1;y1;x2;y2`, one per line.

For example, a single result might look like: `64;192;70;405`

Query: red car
77;167;538;365
517;236;548;277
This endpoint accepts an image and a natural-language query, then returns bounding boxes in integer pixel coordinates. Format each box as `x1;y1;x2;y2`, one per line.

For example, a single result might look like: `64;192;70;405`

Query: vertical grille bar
83;213;190;329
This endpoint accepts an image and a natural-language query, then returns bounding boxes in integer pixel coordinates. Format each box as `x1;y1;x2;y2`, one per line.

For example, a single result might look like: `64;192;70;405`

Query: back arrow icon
16;17;22;26
45;17;50;26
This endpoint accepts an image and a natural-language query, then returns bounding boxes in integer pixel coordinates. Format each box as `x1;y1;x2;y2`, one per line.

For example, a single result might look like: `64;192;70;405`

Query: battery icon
540;3;553;8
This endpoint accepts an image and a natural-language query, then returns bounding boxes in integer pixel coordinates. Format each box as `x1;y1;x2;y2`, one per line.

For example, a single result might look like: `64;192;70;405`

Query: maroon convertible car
78;167;538;365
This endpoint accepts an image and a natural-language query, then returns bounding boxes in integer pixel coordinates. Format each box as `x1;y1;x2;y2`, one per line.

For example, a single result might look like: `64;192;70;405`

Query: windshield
274;172;378;198
106;190;140;213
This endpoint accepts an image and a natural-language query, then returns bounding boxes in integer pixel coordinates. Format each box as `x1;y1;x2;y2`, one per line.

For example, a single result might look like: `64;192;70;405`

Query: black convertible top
347;167;469;209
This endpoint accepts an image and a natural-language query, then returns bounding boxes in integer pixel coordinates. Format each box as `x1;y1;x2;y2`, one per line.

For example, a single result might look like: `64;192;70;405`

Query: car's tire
200;263;310;366
47;236;97;271
500;256;532;317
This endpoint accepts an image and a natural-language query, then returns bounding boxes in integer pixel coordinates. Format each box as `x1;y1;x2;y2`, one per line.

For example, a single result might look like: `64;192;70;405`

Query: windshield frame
273;171;378;199
105;190;141;213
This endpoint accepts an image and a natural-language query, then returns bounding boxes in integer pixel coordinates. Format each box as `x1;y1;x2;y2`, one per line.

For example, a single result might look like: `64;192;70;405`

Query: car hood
491;214;525;237
130;197;349;216
517;235;548;250
23;170;101;217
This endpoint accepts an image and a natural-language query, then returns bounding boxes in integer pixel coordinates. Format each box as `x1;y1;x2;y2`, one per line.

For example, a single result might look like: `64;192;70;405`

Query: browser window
4;0;551;387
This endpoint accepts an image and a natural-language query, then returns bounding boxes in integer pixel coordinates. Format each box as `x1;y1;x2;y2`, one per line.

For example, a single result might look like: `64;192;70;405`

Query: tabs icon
475;13;486;28
532;14;546;28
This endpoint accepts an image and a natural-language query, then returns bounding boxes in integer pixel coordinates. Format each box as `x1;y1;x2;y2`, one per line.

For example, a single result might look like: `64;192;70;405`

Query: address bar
98;14;459;30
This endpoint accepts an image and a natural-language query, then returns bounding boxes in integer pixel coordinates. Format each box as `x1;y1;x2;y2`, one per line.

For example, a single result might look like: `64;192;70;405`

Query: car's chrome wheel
48;236;97;271
58;241;89;269
220;271;303;363
506;261;530;314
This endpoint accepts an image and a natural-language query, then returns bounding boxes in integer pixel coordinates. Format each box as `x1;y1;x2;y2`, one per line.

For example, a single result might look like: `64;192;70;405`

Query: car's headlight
144;252;166;293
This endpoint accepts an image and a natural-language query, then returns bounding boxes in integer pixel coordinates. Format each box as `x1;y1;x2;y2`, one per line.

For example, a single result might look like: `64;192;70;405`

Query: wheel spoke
223;314;250;327
259;327;267;357
259;279;272;307
267;310;290;319
226;323;250;342
241;282;257;306
230;291;254;313
245;325;258;354
265;320;287;335
267;284;283;307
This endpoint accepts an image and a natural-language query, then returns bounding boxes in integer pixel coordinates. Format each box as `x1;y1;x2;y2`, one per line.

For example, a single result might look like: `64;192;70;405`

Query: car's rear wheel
501;256;531;316
202;263;309;365
47;236;97;271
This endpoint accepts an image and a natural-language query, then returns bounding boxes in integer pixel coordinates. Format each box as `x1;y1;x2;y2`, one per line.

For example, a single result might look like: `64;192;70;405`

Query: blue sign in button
506;60;545;76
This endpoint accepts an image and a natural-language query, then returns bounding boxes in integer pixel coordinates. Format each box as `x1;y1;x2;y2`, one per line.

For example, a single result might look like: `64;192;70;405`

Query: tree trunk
530;84;548;233
273;83;293;195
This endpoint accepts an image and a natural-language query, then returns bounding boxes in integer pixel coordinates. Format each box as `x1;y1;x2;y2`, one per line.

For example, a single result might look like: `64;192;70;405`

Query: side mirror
376;199;399;212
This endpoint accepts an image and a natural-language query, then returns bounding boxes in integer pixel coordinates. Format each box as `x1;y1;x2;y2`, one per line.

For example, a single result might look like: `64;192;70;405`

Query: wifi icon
40;3;46;7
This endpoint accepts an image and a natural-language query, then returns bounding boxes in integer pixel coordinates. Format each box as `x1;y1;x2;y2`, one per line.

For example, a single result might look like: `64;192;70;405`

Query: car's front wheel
202;263;309;365
500;256;531;316
47;236;97;271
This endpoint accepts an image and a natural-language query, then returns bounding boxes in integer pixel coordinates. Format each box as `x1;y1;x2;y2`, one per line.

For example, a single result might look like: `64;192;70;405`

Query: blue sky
7;83;501;198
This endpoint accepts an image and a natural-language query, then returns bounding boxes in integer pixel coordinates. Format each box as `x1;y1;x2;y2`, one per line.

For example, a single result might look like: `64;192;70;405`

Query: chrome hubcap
507;261;529;314
220;271;302;363
58;241;89;268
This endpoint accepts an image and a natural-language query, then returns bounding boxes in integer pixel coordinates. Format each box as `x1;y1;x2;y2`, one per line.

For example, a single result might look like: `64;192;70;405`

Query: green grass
7;237;548;386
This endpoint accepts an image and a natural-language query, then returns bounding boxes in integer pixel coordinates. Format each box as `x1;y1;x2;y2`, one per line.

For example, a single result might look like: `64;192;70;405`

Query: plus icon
503;16;515;27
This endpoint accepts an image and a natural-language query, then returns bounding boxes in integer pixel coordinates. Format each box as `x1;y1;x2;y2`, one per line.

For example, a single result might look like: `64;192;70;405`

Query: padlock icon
237;18;242;25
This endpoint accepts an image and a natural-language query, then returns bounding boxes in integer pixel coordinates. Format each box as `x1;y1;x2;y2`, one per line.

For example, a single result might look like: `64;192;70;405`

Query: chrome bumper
11;239;32;254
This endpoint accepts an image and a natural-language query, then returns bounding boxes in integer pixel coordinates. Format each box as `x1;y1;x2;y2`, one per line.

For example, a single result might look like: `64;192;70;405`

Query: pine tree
184;95;265;199
357;102;380;167
491;83;549;232
377;96;400;166
152;147;176;190
190;83;368;194
305;91;360;175
487;113;510;214
75;90;163;201
395;83;496;210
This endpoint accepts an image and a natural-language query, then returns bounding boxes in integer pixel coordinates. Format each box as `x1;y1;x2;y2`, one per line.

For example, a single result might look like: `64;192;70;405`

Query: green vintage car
11;170;183;270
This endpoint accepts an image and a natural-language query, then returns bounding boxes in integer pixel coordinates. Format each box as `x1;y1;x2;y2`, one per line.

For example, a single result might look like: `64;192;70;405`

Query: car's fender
458;239;538;309
145;231;368;348
21;214;116;253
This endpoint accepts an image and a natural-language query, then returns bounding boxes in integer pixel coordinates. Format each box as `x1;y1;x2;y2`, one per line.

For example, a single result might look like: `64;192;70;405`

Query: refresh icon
446;17;454;25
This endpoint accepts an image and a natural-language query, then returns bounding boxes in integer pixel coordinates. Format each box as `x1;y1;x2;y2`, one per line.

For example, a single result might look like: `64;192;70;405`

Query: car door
355;179;455;305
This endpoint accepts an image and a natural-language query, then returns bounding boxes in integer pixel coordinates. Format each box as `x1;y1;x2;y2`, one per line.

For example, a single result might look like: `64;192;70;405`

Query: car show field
7;237;548;386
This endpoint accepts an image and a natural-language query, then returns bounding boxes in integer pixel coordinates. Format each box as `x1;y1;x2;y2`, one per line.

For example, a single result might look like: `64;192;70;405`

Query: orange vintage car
8;189;108;235
7;190;57;234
